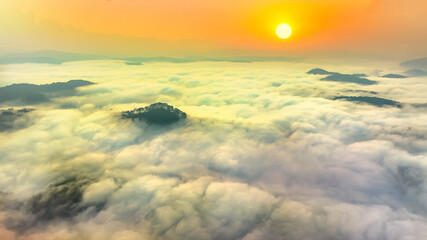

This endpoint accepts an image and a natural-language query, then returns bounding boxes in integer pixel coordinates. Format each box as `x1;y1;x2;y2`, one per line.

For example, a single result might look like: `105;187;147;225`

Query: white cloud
0;60;426;239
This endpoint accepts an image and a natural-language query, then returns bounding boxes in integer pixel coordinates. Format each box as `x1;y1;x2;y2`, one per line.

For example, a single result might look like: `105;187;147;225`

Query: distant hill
382;74;408;79
333;96;402;108
0;51;107;65
344;90;378;95
0;80;94;104
321;74;377;85
124;61;143;66
0;108;35;132
1;50;300;65
307;68;375;85
307;68;334;75
401;58;427;70
122;102;187;124
122;56;299;64
405;69;427;77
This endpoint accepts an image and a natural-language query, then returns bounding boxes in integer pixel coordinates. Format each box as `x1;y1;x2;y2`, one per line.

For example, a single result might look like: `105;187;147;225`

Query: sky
0;1;427;239
1;0;426;58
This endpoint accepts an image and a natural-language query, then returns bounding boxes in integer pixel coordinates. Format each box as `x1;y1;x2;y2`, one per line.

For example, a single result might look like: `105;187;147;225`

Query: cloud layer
0;60;427;240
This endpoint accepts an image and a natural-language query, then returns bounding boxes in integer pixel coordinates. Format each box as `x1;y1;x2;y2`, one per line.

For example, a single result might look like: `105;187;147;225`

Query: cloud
0;60;426;239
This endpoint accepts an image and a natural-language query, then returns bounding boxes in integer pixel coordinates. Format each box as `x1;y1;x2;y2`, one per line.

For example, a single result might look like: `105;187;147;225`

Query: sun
276;23;292;39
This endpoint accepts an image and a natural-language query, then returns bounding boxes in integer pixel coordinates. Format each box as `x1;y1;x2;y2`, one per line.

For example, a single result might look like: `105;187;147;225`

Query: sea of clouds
0;60;426;240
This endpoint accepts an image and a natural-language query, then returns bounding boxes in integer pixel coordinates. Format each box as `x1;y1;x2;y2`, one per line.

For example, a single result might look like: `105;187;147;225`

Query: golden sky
1;0;426;58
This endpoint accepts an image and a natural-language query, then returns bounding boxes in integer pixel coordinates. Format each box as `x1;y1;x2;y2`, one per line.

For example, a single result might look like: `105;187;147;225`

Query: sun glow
276;23;292;39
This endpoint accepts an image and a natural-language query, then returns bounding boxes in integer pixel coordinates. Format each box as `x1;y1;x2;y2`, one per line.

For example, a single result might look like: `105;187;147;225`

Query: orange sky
1;0;426;58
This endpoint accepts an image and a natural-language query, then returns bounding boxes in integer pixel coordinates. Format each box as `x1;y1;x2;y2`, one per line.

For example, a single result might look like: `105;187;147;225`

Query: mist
0;59;426;239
